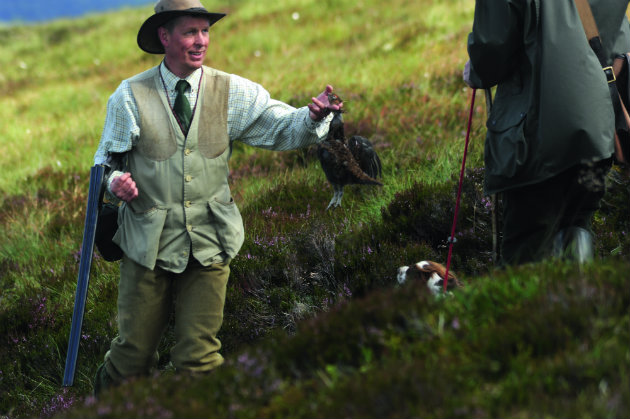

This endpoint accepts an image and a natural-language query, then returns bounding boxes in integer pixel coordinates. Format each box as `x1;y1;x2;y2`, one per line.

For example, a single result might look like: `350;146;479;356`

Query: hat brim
137;9;225;54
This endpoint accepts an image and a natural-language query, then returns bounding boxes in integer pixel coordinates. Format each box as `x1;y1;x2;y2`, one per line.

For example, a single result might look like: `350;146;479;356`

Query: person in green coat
464;0;630;265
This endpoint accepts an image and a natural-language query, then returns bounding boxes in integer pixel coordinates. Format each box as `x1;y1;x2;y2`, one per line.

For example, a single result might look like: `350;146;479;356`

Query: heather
0;1;629;418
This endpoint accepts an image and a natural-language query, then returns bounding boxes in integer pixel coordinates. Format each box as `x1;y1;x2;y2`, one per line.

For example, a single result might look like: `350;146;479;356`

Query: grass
0;0;628;418
59;261;630;419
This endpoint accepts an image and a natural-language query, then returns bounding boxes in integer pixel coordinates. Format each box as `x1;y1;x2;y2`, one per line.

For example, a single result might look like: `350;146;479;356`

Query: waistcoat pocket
114;203;169;269
207;197;244;258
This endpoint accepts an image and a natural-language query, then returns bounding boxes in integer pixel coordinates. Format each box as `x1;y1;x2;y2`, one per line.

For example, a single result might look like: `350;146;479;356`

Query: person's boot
93;363;116;398
553;226;594;264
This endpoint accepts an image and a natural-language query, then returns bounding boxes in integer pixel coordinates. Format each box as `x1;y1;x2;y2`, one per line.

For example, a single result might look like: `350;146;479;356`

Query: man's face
159;16;210;78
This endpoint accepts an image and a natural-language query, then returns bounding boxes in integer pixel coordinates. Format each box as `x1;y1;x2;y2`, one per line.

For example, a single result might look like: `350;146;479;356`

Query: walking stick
62;164;105;386
444;88;477;292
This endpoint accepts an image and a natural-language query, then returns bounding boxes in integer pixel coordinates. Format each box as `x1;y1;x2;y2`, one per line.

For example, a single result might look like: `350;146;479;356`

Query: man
464;0;630;266
93;0;341;394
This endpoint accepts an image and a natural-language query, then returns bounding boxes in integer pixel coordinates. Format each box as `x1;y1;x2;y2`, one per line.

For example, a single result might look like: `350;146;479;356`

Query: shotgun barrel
62;164;105;387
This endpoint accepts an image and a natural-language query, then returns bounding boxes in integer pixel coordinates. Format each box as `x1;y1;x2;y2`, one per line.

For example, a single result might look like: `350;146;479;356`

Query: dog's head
397;260;461;295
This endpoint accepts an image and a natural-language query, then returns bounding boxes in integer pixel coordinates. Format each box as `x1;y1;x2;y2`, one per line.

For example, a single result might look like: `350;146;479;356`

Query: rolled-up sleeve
227;74;332;151
93;81;139;165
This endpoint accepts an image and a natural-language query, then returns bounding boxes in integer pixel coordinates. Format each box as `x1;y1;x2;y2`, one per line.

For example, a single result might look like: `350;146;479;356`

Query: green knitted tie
174;79;192;135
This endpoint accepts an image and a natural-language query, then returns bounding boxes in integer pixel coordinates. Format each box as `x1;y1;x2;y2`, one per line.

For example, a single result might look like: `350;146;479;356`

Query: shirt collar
159;61;203;93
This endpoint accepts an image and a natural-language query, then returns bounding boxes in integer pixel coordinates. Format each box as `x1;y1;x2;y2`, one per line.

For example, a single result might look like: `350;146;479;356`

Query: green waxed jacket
468;0;630;194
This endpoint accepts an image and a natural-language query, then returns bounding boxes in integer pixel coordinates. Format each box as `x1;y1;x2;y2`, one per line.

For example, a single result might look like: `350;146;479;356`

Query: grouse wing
347;135;382;180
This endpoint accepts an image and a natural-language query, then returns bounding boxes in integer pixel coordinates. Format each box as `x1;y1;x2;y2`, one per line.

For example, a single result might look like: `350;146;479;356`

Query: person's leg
553;159;611;262
102;256;173;384
500;159;610;266
500;176;567;266
170;259;230;372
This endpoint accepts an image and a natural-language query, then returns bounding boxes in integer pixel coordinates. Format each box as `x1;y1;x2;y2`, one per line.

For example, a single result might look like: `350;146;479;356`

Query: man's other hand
110;172;138;203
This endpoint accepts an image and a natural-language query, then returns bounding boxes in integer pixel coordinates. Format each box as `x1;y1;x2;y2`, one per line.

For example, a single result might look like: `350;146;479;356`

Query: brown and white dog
397;261;462;296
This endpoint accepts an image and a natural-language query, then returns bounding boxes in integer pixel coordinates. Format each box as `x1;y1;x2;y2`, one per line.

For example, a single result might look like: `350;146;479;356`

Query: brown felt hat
137;0;225;54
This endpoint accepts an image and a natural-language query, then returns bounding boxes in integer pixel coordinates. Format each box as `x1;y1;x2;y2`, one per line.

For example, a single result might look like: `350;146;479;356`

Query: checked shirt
94;61;331;166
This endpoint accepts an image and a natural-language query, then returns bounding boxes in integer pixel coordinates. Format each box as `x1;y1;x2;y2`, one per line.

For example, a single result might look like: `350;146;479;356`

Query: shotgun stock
62;164;105;387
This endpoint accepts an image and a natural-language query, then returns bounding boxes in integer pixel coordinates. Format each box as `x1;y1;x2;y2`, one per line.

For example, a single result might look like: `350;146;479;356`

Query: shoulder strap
574;0;611;68
574;0;626;132
574;0;599;40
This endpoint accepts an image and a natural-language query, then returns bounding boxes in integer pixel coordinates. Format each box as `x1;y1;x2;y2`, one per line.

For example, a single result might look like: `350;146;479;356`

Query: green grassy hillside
0;1;628;418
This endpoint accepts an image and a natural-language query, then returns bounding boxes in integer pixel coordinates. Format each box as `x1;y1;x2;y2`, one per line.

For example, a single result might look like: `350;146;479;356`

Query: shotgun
62;164;105;387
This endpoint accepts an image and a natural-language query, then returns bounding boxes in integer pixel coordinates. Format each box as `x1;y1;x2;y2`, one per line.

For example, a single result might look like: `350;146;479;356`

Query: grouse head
327;93;343;108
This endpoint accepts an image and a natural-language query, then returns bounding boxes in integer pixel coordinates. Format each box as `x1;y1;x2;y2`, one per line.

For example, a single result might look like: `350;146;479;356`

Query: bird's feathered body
347;134;382;180
317;134;381;188
317;99;382;209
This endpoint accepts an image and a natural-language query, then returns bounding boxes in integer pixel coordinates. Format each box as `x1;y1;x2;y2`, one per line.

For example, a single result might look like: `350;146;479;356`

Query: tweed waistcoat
113;66;244;272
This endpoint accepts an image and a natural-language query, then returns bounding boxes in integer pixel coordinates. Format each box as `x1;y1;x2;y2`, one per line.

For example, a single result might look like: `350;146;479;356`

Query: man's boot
93;363;116;398
553;226;594;264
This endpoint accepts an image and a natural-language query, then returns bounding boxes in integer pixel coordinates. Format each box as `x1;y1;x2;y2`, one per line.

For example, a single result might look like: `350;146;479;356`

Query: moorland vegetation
0;1;628;418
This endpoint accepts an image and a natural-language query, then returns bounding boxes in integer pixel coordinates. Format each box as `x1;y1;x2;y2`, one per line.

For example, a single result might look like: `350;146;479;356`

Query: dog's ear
419;261;457;281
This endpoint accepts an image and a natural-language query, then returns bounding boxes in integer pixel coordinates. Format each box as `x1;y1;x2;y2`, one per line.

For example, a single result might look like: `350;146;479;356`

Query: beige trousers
104;255;230;381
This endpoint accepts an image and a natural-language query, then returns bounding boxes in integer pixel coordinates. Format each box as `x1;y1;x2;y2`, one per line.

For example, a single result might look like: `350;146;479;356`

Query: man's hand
308;85;343;121
463;60;478;88
110;172;138;203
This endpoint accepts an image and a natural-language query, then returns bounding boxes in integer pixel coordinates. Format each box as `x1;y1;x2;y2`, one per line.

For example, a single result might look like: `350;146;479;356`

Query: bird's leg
326;185;344;210
326;193;337;211
334;187;344;208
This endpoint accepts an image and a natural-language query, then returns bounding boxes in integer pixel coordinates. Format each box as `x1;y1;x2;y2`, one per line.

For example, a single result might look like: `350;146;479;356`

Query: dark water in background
0;0;153;24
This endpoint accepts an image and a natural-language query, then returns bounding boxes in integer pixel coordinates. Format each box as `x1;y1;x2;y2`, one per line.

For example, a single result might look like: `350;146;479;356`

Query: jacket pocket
113;203;168;269
207;197;244;258
485;111;528;179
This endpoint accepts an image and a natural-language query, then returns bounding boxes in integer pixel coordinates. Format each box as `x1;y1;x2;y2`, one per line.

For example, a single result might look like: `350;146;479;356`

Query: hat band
183;7;208;13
